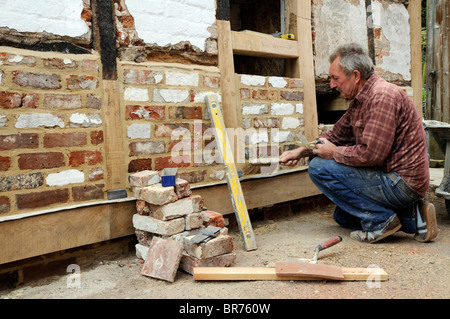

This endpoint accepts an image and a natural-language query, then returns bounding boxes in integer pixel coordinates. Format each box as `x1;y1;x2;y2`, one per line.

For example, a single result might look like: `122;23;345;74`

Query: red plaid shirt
321;74;429;197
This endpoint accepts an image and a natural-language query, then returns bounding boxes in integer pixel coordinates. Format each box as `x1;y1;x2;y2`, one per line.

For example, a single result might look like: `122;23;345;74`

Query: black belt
387;172;421;200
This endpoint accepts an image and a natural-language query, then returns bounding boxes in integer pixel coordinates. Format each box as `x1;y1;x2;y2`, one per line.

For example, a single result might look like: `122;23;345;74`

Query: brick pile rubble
129;170;236;282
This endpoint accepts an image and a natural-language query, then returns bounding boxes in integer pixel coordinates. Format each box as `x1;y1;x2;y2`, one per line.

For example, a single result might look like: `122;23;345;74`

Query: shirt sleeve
331;91;398;167
321;107;355;146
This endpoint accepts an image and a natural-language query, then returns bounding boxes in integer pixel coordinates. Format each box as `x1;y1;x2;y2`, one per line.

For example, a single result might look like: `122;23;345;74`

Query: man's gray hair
329;43;374;79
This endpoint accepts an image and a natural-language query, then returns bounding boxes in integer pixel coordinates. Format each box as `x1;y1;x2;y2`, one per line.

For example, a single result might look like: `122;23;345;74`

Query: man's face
329;57;359;100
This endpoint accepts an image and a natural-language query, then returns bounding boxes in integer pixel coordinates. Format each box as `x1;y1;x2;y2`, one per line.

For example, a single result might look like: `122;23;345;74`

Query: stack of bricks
129;170;235;282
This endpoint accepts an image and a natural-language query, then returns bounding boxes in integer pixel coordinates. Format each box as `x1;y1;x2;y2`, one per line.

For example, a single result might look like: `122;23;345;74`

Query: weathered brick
168;106;202;119
0;156;11;171
135;229;153;246
175;178;192;198
179;252;236;275
154;156;191;171
280;90;304;101
16;189;69;209
66;75;99;90
90;130;104;145
129;141;165;156
72;184;104;201
44;132;87;148
21;94;39;108
81;60;99;72
69;150;103;167
203;75;220;88
178;170;206;184
87;94;101;109
0;92;22;108
132;214;185;236
154;123;189;138
290;78;304;88
0;53;35;66
88;167;104;181
43;94;82;109
141;236;184;282
18;152;65;170
134;183;178;205
123;69;162;85
125;105;165;120
0;173;44;192
118;15;135;29
0;196;10;213
150;195;203;221
12;70;61;89
69;113;102;128
128;158;152;173
184;212;204;231
135;243;149;259
129;170;160;187
153;88;189;103
136;200;150;215
184;235;234;259
43;58;78;69
202;210;225;228
15;113;64;129
0;133;38;150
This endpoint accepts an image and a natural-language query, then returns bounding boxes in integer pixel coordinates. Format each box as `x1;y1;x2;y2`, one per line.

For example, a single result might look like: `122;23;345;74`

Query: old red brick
280;90;304;101
0;91;22;108
69;150;103;167
168;106;202;119
66;75;98;90
44;132;87;148
128;158;152;172
154;156;190;171
90;130;104;145
81;60;99;72
125;105;165;120
203;75;220;88
179;252;236;275
21;93;39;108
12;70;61;89
202;210;225;228
118;15;135;28
0;196;11;214
43;58;78;69
123;69;162;85
16;189;69;209
0;156;11;171
72;184;104;201
18;152;65;169
136;200;150;215
141;236;184;282
154;123;189;138
0;133;39;150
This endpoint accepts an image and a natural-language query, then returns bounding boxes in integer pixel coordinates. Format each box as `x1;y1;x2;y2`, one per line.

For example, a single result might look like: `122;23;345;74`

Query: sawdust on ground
1;190;449;303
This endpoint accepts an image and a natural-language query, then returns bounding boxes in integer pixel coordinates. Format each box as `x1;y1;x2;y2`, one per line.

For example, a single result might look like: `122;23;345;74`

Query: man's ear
353;70;362;82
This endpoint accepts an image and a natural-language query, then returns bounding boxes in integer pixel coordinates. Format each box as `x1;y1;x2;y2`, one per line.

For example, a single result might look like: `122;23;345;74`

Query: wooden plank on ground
193;266;388;281
275;262;344;280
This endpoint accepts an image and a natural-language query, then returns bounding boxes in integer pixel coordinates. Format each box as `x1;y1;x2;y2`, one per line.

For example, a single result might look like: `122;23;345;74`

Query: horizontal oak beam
231;31;299;58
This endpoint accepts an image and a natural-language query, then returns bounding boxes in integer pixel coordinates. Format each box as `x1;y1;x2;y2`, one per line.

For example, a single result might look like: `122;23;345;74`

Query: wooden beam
285;0;318;141
0;200;136;265
217;20;240;130
408;0;423;113
193;266;388;281
231;31;299;58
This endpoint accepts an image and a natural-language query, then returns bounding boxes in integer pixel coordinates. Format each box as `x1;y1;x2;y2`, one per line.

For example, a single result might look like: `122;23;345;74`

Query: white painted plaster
166;72;199;86
313;0;368;78
242;103;269;115
371;2;411;80
0;0;89;37
125;0;216;50
240;75;266;86
124;87;149;101
15;113;64;128
268;77;287;88
271;103;295;115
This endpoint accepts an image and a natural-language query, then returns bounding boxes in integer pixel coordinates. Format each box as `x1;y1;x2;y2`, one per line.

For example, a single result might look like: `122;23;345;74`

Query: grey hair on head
329;43;374;79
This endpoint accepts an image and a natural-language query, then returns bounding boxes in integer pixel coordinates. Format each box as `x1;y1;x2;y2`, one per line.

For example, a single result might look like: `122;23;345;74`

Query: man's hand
280;147;309;166
313;138;336;159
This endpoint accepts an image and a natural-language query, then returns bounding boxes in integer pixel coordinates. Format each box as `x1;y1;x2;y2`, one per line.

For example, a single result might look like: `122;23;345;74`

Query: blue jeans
308;157;420;233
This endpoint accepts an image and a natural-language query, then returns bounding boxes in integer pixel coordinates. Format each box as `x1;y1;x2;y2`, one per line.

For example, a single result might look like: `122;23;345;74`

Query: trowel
289;236;343;264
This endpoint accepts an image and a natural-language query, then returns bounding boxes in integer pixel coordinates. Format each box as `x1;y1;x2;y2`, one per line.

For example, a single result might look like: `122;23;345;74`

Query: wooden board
275;262;344;280
193;266;388;281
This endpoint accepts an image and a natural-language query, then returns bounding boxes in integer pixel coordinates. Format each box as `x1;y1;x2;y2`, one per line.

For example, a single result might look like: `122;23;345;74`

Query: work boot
414;200;439;242
350;214;402;244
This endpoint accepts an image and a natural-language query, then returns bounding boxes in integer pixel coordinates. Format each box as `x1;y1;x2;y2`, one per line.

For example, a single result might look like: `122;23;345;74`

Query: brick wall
0;47;308;217
0;47;105;215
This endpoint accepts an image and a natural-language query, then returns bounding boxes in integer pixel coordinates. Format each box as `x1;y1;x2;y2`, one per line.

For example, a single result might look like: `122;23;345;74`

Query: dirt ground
1;182;449;302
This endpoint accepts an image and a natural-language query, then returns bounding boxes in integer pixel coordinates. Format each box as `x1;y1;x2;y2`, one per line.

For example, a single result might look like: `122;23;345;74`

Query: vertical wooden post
408;0;423;114
285;0;318;141
91;0;127;195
